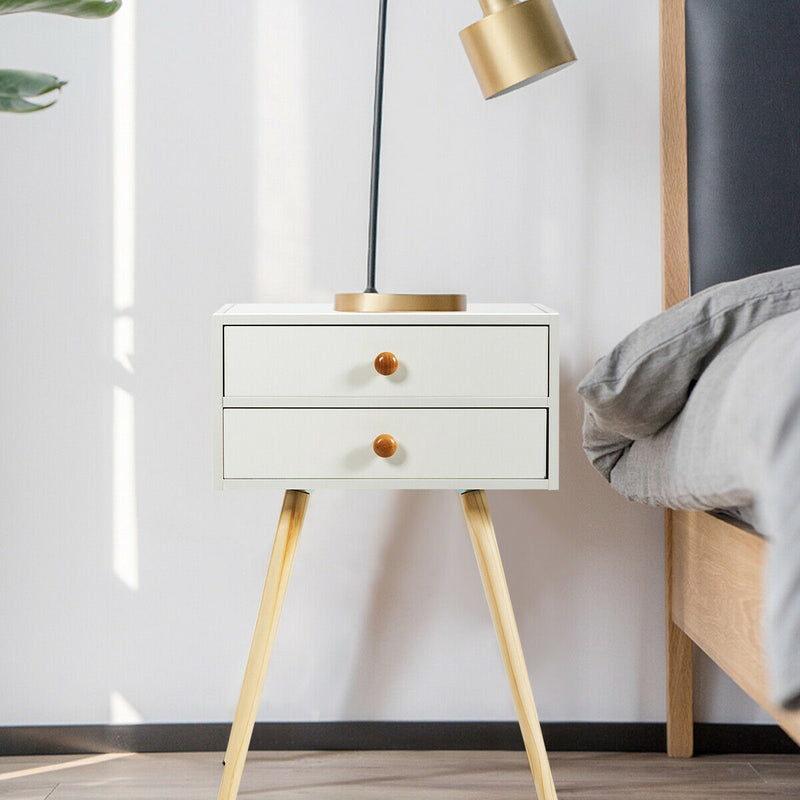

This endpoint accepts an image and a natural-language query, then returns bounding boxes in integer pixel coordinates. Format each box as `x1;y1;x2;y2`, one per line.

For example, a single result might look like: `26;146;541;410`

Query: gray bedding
578;267;800;710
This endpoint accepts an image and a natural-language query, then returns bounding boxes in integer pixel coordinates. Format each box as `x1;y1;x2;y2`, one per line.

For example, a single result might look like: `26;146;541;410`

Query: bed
580;0;800;756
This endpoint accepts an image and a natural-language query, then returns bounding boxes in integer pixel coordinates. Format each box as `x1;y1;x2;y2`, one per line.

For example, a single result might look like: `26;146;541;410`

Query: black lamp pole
365;0;388;294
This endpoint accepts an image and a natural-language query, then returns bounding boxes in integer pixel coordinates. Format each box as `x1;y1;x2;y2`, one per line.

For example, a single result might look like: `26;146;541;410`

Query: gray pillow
578;264;800;479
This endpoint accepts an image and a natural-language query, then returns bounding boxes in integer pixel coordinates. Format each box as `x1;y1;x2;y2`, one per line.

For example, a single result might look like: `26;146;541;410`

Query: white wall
0;0;768;726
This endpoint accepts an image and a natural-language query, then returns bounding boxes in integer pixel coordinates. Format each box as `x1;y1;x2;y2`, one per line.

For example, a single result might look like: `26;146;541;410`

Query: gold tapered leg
218;490;310;800
459;490;557;800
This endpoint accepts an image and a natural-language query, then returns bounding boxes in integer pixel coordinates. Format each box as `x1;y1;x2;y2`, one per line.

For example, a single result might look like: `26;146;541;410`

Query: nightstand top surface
215;303;557;325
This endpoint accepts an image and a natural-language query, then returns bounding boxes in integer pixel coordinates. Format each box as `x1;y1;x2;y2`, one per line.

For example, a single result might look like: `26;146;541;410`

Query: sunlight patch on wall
110;690;143;724
254;2;313;301
112;0;136;313
112;0;139;591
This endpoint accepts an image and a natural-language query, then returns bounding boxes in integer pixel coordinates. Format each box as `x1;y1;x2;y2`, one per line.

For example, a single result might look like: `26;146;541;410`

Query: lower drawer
223;408;547;481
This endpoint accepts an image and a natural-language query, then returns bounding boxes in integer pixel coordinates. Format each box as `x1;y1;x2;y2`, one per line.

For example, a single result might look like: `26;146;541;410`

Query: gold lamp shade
460;0;576;99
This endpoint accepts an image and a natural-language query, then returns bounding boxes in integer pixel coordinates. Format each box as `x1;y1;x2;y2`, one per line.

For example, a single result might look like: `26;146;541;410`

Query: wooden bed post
660;0;800;754
661;0;694;757
665;512;694;757
661;0;690;310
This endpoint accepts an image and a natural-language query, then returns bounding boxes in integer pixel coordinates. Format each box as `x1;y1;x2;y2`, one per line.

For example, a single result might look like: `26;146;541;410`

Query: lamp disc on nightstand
334;293;467;312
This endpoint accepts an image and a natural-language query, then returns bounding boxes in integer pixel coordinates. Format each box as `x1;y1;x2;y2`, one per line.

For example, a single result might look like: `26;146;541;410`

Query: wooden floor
0;750;798;799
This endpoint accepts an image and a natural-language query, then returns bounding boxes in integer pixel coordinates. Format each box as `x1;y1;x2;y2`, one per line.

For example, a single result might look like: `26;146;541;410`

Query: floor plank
0;751;797;799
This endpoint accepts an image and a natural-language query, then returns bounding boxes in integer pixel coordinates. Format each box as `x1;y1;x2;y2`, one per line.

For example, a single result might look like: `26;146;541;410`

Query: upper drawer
223;325;549;398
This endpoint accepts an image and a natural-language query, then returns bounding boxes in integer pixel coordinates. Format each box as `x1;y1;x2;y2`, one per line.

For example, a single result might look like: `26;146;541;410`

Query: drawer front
223;408;547;481
223;325;549;398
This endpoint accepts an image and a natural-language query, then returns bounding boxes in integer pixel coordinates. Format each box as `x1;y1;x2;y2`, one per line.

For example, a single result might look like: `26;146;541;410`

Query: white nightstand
213;303;560;800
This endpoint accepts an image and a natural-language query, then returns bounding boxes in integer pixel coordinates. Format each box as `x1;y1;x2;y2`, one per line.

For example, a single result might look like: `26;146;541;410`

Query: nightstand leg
217;490;310;800
459;490;557;800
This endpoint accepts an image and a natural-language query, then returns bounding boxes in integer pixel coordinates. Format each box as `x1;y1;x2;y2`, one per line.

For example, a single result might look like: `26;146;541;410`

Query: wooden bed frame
661;0;800;756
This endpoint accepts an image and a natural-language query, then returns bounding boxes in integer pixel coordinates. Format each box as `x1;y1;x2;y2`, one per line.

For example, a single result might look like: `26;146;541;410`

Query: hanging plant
0;0;121;112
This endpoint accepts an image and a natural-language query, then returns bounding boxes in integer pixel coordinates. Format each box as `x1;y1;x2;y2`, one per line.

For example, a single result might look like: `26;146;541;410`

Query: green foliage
0;0;120;112
0;69;65;111
0;0;121;19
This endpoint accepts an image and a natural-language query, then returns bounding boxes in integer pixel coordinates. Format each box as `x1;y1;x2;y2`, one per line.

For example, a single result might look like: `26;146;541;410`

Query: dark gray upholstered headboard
685;0;800;294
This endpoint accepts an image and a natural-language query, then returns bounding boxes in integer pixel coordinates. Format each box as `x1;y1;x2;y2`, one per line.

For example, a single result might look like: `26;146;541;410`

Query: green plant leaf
0;69;65;112
0;0;120;18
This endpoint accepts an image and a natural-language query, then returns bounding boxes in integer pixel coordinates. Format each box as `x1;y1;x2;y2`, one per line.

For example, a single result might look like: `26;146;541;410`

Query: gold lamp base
334;293;467;312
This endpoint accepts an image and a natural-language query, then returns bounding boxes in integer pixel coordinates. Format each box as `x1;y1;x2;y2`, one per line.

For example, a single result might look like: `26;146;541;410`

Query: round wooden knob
373;434;397;458
374;351;399;376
